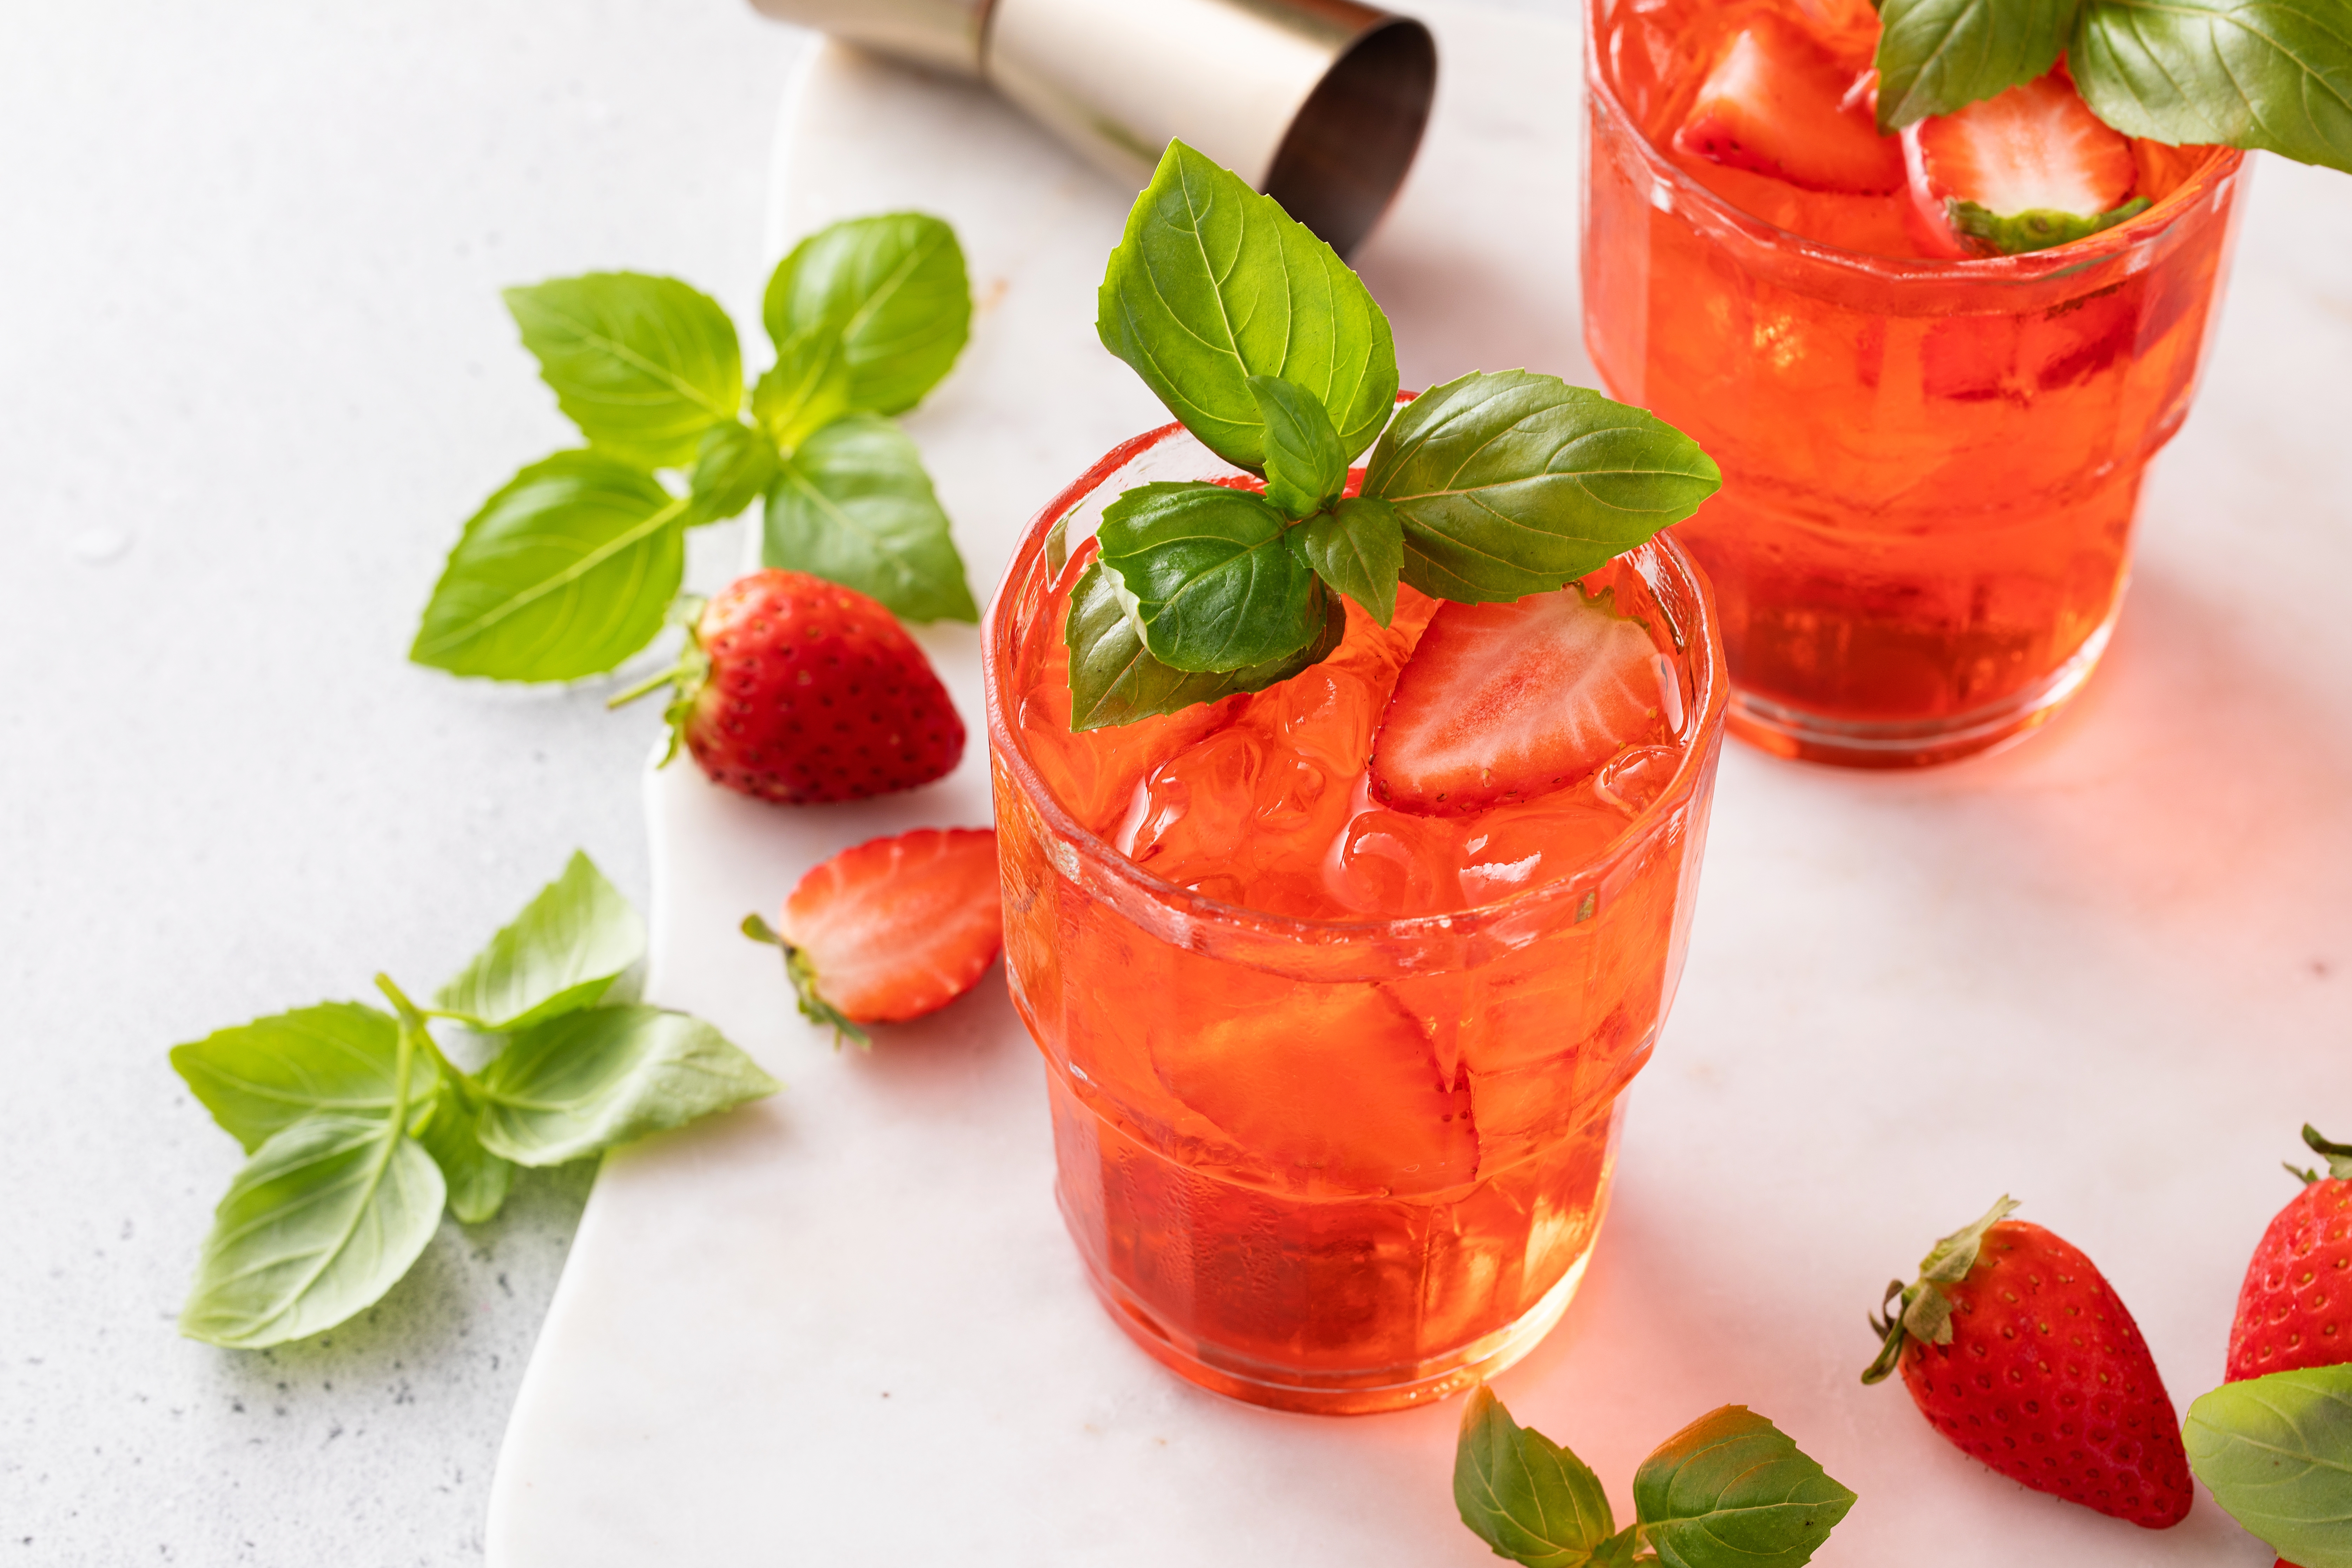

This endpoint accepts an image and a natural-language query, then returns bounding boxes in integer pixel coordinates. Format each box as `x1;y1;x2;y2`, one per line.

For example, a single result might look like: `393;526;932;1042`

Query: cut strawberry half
743;827;1002;1046
1369;588;1668;817
1903;70;2145;257
1672;16;1904;194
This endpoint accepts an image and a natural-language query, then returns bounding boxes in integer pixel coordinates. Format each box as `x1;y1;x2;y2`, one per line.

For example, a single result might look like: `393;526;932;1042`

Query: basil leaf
752;328;853;451
1064;557;1345;731
687;421;777;525
411;451;689;681
1366;371;1720;604
179;1113;445;1349
434;850;645;1033
2184;1366;2352;1568
1632;1406;1855;1568
413;1091;514;1226
474;1004;779;1167
1291;495;1401;627
761;212;971;415
762;413;978;623
1874;0;2079;130
170;1003;439;1153
1250;375;1348;518
1097;482;1316;673
504;273;742;467
1097;140;1398;473
2073;0;2352;173
1453;1385;1617;1566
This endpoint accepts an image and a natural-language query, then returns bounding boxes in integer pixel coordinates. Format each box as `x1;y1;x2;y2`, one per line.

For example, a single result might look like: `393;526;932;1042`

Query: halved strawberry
1672;16;1904;194
743;827;1002;1046
1369;588;1667;816
1902;70;2145;257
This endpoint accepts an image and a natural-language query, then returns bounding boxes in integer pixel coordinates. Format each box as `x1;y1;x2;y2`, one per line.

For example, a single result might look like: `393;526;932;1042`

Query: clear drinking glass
982;417;1730;1413
1583;0;2247;767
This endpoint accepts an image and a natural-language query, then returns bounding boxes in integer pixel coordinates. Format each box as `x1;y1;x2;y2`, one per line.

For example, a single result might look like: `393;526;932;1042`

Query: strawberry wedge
1902;70;2146;257
1370;588;1668;816
748;827;1003;1045
1672;16;1904;194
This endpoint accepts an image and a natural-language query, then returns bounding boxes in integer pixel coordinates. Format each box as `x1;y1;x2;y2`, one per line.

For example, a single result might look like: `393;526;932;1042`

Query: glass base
1726;608;2118;770
1072;1221;1597;1417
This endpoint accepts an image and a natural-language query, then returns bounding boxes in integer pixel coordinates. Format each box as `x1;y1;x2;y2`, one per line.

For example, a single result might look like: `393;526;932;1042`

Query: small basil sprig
171;852;777;1349
412;213;977;685
2183;1365;2352;1568
1069;142;1718;731
1455;1387;1856;1568
1872;0;2352;176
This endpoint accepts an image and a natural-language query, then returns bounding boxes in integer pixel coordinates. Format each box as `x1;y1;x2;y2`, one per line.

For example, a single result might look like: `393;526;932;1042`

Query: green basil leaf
170;1003;438;1153
474;1004;779;1167
687;421;778;525
411;451;689;681
1097;481;1316;673
504;273;743;467
1064;556;1345;730
1632;1406;1856;1568
1453;1385;1618;1567
1250;375;1348;518
1097;140;1398;473
1874;0;2079;130
2073;0;2352;173
1291;495;1401;627
179;1113;445;1349
762;413;978;623
752;328;853;451
413;1091;514;1226
433;850;645;1033
1366;371;1720;604
761;212;971;415
2184;1366;2352;1568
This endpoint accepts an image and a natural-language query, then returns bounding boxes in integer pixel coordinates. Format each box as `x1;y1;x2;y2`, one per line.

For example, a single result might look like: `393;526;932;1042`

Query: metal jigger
744;0;1438;256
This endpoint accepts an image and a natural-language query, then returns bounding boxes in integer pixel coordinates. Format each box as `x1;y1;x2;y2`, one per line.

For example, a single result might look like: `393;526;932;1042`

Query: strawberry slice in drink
1671;15;1904;194
1370;587;1671;817
1901;69;2146;257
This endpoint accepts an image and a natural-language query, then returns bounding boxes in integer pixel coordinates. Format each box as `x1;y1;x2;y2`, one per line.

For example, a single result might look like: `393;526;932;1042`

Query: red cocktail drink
1584;0;2245;765
983;419;1728;1413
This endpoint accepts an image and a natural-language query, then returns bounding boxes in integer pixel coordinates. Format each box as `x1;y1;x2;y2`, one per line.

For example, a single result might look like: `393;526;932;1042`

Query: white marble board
484;4;2352;1562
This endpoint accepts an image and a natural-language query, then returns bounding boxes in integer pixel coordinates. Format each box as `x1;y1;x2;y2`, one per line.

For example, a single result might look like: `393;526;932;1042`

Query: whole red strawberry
1862;1197;2194;1528
2227;1125;2352;1384
617;569;964;804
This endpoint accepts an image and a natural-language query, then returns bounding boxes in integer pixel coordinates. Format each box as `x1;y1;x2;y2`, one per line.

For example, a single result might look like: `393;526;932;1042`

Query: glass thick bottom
1727;601;2118;768
1071;1211;1598;1415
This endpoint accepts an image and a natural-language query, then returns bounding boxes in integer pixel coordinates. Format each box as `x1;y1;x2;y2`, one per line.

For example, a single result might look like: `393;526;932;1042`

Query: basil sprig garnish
413;213;977;685
1872;0;2352;175
2183;1364;2352;1568
171;852;777;1349
1070;141;1720;730
1454;1386;1856;1568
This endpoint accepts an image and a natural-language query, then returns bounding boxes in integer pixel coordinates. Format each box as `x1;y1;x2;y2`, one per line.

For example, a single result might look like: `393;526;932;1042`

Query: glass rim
980;411;1731;949
1580;6;2247;285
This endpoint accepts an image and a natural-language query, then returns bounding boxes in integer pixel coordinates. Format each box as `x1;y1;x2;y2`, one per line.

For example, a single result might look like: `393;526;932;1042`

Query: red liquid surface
991;529;1722;1410
1585;0;2245;760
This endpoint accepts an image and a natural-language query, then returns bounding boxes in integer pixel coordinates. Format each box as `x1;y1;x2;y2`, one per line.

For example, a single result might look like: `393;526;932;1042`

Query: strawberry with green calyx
2178;1126;2352;1568
744;827;1003;1048
612;569;965;806
2228;1125;2352;1384
1863;1196;2194;1528
1900;70;2147;258
1454;1385;1854;1567
412;213;977;689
